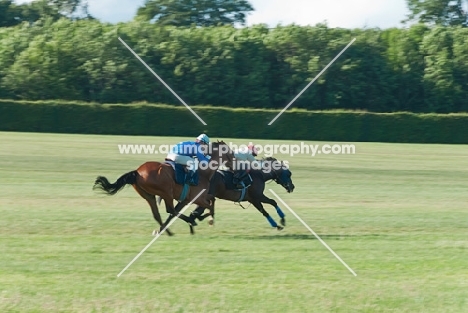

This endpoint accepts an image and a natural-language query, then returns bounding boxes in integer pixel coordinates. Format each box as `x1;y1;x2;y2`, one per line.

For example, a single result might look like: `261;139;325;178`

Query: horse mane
261;156;289;170
212;140;233;159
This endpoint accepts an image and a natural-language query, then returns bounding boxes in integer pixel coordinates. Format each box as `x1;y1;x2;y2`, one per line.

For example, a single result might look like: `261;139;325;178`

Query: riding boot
185;170;191;185
187;170;197;186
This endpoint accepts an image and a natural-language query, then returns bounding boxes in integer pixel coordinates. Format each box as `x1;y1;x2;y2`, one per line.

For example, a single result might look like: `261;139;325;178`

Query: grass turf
0;131;467;312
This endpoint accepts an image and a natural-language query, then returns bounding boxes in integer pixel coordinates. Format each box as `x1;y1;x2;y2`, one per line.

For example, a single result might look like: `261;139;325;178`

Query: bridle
271;160;288;186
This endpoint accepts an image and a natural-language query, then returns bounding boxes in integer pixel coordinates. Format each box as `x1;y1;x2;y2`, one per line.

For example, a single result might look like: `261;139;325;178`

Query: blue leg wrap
267;216;278;228
276;206;285;219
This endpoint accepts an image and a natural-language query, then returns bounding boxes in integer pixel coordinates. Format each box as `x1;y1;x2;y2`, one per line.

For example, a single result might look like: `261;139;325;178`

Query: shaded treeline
0;19;467;113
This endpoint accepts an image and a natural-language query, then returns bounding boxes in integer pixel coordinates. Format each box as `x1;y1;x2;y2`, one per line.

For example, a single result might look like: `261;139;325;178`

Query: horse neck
199;152;224;180
200;163;216;180
261;169;276;182
212;146;231;172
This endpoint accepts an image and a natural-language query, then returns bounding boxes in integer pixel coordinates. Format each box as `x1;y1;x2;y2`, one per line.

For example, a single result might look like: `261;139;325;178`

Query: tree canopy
0;0;25;27
0;1;467;113
1;21;468;113
136;0;254;26
406;0;468;26
0;0;92;27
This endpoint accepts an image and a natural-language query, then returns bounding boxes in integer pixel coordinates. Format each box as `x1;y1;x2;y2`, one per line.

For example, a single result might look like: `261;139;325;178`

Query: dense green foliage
1;99;467;143
136;0;254;26
406;0;468;26
0;0;92;27
0;20;467;113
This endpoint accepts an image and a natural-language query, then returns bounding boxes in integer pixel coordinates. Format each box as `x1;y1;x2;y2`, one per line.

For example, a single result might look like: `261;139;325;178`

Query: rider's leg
233;170;249;188
173;155;196;184
186;158;198;185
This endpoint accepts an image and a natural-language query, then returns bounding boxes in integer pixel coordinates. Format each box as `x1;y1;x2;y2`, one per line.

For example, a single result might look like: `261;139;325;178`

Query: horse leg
192;199;215;226
189;206;205;225
175;202;198;234
259;194;286;226
133;185;173;236
206;172;222;205
190;207;210;222
161;200;196;235
251;200;283;231
207;199;215;226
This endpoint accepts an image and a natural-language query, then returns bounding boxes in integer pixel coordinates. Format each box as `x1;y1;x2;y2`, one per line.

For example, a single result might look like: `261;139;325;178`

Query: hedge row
1;100;467;144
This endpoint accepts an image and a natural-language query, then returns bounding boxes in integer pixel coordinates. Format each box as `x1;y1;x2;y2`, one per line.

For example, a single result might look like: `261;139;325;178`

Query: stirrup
236;182;245;190
186;171;196;185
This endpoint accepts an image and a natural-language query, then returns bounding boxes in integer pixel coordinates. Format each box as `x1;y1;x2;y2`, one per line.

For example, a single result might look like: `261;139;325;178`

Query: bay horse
189;157;295;230
93;141;234;236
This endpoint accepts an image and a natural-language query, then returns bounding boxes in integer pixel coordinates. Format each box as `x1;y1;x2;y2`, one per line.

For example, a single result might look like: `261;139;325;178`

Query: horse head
262;157;295;193
210;140;234;170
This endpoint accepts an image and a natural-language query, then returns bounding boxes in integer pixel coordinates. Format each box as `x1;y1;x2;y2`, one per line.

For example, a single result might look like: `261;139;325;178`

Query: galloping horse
190;157;295;229
93;141;234;235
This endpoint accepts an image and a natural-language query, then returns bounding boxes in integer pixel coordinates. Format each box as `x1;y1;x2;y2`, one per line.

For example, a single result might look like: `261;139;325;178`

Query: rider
232;143;260;188
166;133;211;185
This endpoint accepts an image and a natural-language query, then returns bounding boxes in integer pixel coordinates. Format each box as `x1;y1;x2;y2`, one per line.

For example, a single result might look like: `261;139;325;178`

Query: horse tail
93;170;138;195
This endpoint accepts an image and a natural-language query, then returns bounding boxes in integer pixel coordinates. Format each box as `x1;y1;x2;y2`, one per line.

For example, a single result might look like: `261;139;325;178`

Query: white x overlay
269;189;357;276
268;38;356;125
117;189;206;277
118;37;207;125
115;35;358;278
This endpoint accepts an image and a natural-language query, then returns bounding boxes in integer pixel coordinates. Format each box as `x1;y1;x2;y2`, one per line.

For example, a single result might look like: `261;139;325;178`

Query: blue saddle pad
164;161;198;186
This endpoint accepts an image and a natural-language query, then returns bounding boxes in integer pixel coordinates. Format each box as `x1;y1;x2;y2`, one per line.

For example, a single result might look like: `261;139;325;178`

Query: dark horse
93;141;234;236
189;157;295;229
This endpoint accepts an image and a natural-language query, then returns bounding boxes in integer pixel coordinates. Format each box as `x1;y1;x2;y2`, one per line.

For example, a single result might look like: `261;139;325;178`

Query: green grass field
1;131;467;312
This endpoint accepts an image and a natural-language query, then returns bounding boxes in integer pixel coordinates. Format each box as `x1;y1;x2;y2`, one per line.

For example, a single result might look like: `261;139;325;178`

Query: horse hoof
153;229;174;236
276;226;284;231
280;218;286;226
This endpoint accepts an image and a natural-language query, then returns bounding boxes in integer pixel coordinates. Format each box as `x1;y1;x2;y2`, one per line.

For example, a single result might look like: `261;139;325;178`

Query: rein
264;160;285;186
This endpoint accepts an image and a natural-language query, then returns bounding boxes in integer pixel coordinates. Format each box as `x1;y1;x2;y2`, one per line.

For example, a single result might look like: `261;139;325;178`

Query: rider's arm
196;146;211;162
246;154;256;162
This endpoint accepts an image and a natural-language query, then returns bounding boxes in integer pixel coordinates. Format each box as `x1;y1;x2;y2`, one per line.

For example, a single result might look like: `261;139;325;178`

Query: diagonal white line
269;189;357;276
268;38;356;125
118;37;207;126
117;189;206;278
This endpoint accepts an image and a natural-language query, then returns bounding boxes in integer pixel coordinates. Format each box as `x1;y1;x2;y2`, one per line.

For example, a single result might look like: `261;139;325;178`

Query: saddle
218;170;252;190
164;160;199;186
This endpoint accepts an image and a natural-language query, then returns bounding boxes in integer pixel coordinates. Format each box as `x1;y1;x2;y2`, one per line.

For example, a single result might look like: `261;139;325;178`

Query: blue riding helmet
196;133;210;144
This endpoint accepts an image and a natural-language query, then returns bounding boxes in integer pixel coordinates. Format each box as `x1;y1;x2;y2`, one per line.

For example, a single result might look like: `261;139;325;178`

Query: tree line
2;0;467;27
0;0;467;113
1;20;467;113
0;0;253;27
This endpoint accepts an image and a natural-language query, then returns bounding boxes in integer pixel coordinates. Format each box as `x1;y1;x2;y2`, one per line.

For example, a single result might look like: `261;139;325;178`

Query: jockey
166;133;211;185
232;143;260;188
